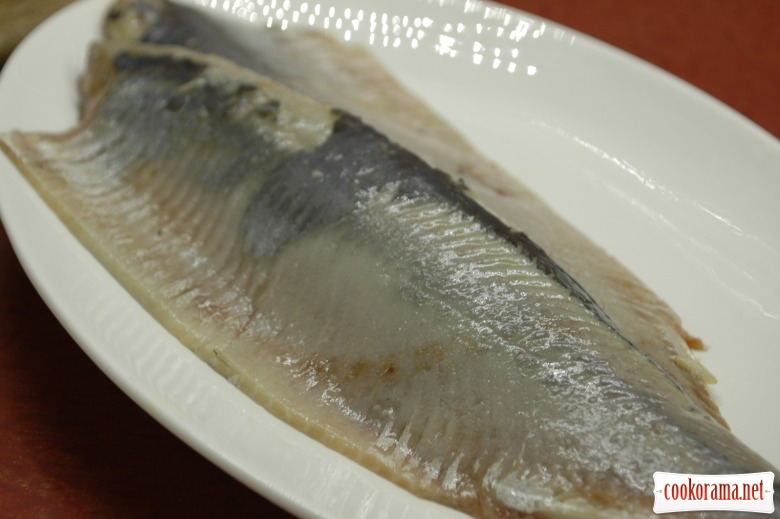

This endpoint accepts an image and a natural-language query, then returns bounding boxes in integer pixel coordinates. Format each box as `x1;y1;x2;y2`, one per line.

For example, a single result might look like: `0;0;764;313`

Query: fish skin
102;0;728;429
2;42;778;518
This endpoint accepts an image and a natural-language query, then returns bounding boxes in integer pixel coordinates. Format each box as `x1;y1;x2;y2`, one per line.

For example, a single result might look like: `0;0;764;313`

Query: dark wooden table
1;1;777;517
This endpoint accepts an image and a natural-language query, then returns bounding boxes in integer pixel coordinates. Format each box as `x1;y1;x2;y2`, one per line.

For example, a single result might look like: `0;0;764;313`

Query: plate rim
0;0;777;518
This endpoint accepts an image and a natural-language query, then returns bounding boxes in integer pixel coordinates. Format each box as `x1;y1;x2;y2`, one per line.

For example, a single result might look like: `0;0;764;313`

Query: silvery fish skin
102;0;727;428
1;43;777;518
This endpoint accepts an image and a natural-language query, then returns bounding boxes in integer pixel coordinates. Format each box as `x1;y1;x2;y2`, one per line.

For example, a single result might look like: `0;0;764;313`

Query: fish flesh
1;41;777;518
103;0;725;427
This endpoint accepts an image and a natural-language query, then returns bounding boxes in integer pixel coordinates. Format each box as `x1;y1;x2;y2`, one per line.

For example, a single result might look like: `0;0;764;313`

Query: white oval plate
0;0;778;517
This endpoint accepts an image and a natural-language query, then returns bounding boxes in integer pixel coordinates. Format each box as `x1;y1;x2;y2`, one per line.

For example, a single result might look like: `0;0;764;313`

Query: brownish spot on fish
685;334;705;351
382;363;396;378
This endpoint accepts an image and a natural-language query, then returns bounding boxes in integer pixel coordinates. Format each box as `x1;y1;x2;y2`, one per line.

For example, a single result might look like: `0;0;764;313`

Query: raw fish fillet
103;0;724;425
1;42;777;518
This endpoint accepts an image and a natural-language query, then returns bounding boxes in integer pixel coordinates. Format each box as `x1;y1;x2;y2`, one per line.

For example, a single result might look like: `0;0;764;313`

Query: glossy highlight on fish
1;41;777;518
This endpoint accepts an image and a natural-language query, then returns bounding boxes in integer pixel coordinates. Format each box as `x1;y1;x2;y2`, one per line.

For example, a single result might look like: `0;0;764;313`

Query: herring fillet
1;43;778;519
103;0;724;425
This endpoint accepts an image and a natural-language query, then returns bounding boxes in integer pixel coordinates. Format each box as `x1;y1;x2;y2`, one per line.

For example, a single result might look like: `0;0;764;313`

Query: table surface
0;1;777;518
